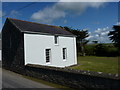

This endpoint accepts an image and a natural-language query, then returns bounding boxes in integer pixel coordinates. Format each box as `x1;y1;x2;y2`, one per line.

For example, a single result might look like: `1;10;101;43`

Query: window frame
62;48;67;61
45;49;51;64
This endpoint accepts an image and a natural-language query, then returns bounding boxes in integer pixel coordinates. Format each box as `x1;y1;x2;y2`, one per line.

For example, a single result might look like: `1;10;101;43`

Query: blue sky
1;2;119;43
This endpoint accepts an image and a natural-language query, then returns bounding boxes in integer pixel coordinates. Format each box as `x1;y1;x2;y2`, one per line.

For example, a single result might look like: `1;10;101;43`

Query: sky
0;1;119;43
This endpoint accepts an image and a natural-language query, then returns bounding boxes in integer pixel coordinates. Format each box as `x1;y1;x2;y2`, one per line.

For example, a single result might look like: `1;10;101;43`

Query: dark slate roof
8;18;75;36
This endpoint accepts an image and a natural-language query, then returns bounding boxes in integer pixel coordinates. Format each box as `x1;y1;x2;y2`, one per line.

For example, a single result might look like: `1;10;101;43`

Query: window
45;49;51;63
63;48;67;60
54;36;58;44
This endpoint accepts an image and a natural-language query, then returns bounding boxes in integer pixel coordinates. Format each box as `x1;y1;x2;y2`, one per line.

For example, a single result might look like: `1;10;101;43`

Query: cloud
116;22;120;25
31;7;65;23
0;10;6;17
86;35;93;40
1;10;21;18
87;27;113;43
31;2;105;23
9;10;21;17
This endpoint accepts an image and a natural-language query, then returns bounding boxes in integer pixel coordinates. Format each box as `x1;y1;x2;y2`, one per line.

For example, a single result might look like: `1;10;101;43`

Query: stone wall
25;64;119;89
2;19;25;74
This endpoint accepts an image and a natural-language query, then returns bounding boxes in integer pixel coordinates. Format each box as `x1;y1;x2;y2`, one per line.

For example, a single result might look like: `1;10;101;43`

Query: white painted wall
24;33;77;67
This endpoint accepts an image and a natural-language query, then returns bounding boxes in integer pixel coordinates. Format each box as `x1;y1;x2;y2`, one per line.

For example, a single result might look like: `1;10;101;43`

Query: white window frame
62;48;67;61
45;49;51;64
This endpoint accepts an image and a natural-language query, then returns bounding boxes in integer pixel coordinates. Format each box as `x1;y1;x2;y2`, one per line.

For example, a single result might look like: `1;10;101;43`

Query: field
70;56;119;74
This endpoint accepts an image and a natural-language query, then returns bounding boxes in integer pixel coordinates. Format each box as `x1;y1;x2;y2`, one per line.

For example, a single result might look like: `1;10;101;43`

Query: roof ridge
7;17;62;29
7;17;23;32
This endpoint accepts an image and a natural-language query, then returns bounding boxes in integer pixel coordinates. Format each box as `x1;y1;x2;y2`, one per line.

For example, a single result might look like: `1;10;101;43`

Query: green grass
70;56;119;74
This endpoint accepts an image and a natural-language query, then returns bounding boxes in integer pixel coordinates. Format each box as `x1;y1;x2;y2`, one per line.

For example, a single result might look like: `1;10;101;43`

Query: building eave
22;31;76;37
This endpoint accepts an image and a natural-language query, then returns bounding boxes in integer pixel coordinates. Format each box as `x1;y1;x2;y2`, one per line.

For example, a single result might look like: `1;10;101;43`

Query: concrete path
2;69;54;88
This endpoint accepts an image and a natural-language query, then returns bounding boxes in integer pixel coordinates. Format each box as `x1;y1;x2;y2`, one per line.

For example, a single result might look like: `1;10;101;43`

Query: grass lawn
70;56;119;74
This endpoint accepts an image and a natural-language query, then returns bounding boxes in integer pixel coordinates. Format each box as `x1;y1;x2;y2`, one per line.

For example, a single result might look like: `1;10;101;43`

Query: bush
83;44;119;57
84;45;95;56
106;47;119;57
94;44;107;56
94;44;119;57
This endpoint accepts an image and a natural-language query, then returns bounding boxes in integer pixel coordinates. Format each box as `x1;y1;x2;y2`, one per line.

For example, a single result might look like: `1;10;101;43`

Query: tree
92;40;98;44
60;26;89;56
95;44;107;56
108;25;120;49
